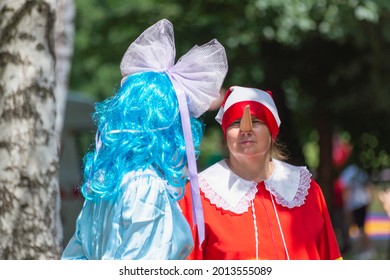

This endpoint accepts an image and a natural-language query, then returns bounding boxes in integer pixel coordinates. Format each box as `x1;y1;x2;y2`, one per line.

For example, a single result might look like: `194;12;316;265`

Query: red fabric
221;101;279;139
179;180;342;260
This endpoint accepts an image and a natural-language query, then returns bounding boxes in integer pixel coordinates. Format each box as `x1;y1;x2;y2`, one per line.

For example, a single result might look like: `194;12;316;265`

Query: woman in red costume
180;86;342;260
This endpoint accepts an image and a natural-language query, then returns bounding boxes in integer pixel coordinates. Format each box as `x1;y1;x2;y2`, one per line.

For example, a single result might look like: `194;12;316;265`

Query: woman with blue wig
62;19;228;260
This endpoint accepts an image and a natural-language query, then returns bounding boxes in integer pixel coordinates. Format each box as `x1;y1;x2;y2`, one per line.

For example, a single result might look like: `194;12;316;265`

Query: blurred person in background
339;163;375;259
378;189;390;218
180;86;342;260
378;188;390;260
331;176;352;254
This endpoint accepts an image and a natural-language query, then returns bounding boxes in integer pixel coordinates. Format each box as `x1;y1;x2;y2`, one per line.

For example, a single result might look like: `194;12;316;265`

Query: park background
1;0;390;260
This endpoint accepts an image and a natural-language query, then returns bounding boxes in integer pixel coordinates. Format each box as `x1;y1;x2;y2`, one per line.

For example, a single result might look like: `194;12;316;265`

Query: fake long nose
240;105;252;132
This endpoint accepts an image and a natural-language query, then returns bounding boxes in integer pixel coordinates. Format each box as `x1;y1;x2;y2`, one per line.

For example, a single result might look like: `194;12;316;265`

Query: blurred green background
62;0;390;258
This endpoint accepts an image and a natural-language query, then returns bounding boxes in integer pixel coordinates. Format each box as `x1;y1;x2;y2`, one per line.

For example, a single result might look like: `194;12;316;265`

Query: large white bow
120;18;228;118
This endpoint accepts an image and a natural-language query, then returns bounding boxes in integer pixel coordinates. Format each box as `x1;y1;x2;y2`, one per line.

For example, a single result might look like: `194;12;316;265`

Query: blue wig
80;71;205;201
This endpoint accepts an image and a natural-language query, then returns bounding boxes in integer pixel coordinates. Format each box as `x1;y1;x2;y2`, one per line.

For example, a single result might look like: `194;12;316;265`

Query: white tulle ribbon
119;19;228;246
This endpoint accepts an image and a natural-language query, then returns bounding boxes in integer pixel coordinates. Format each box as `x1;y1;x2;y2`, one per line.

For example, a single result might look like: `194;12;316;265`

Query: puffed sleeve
114;174;178;259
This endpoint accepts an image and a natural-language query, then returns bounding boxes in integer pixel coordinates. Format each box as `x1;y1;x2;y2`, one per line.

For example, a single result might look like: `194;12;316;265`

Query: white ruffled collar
199;159;311;214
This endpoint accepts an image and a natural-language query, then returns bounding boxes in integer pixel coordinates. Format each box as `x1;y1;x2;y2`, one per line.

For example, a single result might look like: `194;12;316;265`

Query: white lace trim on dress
264;159;311;209
199;159;312;214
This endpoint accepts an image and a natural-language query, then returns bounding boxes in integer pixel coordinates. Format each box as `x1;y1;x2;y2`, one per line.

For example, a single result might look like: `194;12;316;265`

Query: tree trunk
0;0;61;259
316;113;334;208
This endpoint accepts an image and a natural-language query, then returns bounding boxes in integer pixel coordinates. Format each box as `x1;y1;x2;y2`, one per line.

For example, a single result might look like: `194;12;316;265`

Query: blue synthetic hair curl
80;71;205;201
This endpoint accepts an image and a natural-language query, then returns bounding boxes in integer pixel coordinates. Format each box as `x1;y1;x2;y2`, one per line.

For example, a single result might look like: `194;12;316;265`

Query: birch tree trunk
0;0;74;259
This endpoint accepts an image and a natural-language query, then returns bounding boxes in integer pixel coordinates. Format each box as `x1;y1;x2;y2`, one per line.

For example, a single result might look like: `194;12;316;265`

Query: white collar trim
199;159;311;214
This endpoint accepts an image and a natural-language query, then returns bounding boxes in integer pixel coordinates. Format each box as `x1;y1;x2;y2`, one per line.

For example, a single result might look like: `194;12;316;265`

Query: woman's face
226;116;272;160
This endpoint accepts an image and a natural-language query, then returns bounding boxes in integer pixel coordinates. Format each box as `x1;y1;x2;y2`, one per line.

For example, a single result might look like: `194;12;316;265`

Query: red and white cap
215;86;281;139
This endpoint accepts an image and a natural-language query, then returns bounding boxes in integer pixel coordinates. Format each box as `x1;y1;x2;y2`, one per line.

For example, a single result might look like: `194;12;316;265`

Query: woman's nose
240;105;253;133
240;129;252;136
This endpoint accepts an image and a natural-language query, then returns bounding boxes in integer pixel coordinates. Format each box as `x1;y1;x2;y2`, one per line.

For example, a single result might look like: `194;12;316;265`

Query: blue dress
61;168;193;259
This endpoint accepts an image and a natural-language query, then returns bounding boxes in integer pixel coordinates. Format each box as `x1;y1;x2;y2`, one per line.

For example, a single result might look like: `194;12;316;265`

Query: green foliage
69;0;390;171
71;0;182;100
